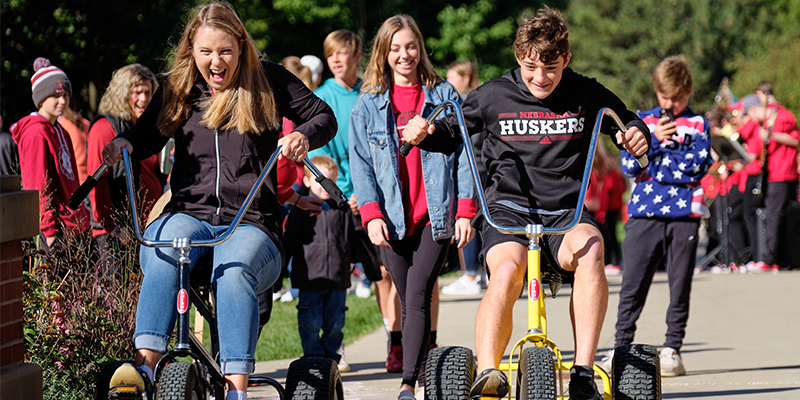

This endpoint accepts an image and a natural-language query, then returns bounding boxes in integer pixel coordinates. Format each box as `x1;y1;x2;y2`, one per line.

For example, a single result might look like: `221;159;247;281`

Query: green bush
22;230;141;399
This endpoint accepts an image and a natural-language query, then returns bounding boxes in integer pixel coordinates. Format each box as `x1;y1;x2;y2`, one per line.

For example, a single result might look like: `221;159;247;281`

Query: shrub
22;225;141;398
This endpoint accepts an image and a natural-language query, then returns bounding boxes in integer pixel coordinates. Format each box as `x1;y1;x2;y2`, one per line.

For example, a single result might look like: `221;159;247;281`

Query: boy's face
656;91;690;116
303;166;338;201
39;91;69;120
516;52;571;99
327;46;361;83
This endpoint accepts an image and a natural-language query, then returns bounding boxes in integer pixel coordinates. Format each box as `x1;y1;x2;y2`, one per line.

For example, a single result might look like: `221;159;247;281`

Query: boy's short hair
323;30;362;59
513;7;569;64
755;80;775;97
306;155;338;179
653;55;692;98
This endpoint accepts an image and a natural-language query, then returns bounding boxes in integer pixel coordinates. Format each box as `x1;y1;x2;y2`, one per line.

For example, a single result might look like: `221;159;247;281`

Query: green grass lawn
197;292;383;361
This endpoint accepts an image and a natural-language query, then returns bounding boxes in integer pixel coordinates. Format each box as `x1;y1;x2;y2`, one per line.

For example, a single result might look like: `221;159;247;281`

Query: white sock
137;365;154;383
226;389;247;400
383;318;390;336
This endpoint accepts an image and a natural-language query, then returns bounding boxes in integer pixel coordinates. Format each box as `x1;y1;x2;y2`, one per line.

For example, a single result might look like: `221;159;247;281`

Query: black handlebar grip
400;142;414;157
317;176;348;208
68;178;99;210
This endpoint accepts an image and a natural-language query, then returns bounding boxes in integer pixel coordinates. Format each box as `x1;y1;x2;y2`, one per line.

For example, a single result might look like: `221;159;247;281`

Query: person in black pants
612;56;712;377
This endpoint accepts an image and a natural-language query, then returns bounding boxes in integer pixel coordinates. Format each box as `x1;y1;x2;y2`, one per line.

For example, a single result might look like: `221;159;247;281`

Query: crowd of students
3;1;799;400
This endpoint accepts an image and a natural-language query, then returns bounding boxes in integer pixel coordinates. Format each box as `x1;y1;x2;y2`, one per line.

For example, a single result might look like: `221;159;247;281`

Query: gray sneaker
659;347;686;376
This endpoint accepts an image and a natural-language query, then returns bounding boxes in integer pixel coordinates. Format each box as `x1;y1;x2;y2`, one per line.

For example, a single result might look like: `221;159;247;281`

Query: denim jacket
349;81;475;241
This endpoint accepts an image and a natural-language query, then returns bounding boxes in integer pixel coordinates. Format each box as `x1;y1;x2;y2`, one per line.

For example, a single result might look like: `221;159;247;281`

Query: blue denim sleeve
348;97;380;208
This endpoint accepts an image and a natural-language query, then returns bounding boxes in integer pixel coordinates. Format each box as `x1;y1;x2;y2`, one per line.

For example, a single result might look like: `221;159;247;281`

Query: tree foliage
3;0;800;125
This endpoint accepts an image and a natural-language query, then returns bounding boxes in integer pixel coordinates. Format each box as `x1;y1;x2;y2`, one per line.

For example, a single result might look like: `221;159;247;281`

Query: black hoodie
119;61;336;257
420;67;649;212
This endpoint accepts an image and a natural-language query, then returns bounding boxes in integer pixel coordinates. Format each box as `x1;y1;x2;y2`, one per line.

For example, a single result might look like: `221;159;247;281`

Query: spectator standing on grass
10;57;90;247
306;29;384;371
87;64;166;268
609;55;712;377
283;155;379;373
349;14;476;400
442;60;487;295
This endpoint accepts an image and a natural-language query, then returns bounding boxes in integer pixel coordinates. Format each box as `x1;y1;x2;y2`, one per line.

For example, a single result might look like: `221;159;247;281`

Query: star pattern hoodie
621;106;712;219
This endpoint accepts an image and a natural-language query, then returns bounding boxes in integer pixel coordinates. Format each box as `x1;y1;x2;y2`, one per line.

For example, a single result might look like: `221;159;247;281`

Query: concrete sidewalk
248;271;800;399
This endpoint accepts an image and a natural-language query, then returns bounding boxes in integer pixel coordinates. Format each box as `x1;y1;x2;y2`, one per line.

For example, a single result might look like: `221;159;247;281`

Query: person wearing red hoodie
10;57;89;247
738;82;800;270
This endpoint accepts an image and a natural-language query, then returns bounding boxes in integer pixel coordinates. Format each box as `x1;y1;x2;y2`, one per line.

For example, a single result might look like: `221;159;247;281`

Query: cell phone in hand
660;108;675;123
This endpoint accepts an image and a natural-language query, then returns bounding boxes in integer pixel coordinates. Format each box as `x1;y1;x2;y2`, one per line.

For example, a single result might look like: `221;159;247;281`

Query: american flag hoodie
621;106;712;219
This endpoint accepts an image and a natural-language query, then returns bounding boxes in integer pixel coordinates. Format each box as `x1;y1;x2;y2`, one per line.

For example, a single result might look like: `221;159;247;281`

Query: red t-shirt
738;105;800;182
392;82;429;235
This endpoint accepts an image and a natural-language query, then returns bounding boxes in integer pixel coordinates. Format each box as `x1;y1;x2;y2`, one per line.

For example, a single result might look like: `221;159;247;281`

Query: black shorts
479;204;601;281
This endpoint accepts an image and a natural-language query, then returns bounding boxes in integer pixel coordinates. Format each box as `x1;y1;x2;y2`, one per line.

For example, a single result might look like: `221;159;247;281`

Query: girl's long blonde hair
362;15;441;94
156;1;280;136
98;64;158;120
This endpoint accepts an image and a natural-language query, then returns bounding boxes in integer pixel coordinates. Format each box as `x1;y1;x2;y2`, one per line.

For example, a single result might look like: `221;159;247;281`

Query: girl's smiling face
387;28;420;86
192;26;241;91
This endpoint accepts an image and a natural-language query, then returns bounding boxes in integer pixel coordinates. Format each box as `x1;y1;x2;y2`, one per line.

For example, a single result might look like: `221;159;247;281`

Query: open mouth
210;68;226;83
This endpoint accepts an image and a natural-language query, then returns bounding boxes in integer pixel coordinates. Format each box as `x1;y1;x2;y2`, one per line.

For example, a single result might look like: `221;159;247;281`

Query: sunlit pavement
249;271;800;399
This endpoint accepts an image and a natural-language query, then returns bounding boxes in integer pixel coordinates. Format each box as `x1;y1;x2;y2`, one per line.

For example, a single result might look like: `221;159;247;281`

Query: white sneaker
441;275;481;295
280;288;298;302
355;282;372;298
659;347;686;377
597;349;614;375
337;344;350;373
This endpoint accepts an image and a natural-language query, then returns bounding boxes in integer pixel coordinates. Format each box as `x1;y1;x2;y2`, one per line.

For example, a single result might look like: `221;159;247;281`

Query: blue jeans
296;289;347;362
134;213;282;375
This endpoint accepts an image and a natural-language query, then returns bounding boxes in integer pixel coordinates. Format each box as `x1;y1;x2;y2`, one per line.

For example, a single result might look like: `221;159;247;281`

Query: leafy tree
726;0;800;112
566;0;757;113
2;0;196;124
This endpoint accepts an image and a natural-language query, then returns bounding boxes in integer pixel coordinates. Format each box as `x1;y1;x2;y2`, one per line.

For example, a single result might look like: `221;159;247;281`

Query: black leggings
380;225;450;388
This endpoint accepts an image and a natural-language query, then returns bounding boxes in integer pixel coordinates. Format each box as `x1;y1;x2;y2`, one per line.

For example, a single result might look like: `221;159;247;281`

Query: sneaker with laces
568;375;603;400
441;274;481;295
659;347;686;377
108;362;152;399
386;344;403;373
597;349;614;375
336;344;350;373
469;368;509;398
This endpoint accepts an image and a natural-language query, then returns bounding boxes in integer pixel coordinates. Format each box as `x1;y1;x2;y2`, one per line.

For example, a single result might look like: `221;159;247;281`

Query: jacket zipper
215;129;222;215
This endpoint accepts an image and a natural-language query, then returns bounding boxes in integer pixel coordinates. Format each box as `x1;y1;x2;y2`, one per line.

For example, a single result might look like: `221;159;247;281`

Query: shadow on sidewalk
684;364;800;377
663;387;800;398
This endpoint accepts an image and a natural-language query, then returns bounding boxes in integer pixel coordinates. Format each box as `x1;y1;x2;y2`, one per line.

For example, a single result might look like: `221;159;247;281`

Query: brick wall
0;239;25;367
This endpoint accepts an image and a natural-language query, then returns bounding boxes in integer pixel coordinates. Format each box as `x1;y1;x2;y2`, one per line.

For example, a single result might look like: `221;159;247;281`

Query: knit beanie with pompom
31;57;72;108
